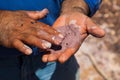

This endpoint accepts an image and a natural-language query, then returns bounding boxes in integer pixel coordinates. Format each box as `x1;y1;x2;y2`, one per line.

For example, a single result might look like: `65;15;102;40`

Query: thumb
86;18;105;38
53;15;67;28
25;8;49;20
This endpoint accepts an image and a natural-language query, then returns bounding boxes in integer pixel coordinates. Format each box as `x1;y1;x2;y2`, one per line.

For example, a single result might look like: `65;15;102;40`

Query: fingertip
88;26;106;38
42;8;49;14
36;8;49;15
48;55;56;62
58;53;69;64
100;29;106;37
47;53;61;62
41;40;52;49
25;49;32;55
58;56;67;63
86;18;106;38
58;48;75;63
42;54;49;62
26;8;49;20
13;40;32;55
53;35;64;45
23;45;33;55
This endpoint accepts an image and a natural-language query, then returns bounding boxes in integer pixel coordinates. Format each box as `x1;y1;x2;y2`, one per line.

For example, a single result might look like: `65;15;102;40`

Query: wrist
60;0;89;16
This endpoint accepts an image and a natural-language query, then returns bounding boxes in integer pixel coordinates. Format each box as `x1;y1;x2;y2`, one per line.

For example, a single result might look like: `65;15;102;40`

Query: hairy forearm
61;0;89;15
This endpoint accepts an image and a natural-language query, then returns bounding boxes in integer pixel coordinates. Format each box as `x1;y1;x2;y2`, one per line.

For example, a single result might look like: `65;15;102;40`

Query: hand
0;9;63;55
42;12;105;63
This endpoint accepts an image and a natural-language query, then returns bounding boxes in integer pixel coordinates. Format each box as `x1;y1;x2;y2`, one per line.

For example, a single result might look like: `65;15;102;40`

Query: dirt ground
75;0;120;80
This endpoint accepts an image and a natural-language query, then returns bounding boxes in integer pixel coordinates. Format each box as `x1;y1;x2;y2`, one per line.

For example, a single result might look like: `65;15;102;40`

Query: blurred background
75;0;120;80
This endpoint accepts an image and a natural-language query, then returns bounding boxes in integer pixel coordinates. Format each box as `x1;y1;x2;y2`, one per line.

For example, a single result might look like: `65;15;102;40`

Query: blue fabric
0;55;80;80
0;0;63;25
0;0;63;55
35;62;56;80
85;0;102;16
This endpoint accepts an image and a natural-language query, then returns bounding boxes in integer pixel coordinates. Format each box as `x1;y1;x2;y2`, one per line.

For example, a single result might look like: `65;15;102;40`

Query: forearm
0;10;7;24
61;0;89;15
0;11;3;22
0;10;5;45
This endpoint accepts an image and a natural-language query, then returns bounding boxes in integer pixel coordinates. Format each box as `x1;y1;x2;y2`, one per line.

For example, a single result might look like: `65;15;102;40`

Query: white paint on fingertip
24;45;30;49
43;8;49;13
42;40;51;49
58;34;64;38
24;45;32;55
26;49;32;55
52;36;55;41
36;8;49;14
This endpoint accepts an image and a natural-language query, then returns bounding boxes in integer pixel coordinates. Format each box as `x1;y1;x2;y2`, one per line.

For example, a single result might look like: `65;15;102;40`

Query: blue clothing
0;55;80;80
0;0;63;25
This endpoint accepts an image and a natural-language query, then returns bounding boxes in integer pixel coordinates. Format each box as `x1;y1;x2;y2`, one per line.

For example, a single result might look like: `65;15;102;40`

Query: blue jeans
0;54;80;80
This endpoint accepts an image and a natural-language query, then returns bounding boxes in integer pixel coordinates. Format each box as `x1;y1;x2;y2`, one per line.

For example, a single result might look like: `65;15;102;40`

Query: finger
36;22;60;35
42;54;49;62
31;22;64;45
47;53;61;62
37;30;63;45
26;8;49;20
13;39;32;55
86;18;105;38
58;48;75;63
22;35;51;49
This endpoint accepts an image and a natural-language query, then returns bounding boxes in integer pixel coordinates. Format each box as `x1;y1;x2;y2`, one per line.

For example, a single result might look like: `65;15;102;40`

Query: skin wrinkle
61;0;89;15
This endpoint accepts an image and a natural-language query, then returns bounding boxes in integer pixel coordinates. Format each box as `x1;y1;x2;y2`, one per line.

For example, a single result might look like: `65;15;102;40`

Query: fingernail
58;34;64;38
52;34;64;45
43;8;49;13
52;36;62;45
42;40;52;49
26;49;32;55
24;45;32;55
36;8;49;14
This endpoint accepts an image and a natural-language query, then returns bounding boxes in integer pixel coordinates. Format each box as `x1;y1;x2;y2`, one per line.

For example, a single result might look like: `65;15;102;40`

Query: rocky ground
75;0;120;80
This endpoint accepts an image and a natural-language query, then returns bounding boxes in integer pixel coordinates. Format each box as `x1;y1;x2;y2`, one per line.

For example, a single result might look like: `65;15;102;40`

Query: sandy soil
75;0;120;80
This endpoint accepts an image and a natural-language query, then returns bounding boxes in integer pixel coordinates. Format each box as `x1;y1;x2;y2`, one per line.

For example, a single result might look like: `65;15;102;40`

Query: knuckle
21;33;29;40
29;27;37;33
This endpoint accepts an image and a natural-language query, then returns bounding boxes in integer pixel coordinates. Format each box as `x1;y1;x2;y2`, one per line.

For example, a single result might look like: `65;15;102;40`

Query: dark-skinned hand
0;9;63;55
42;12;105;63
